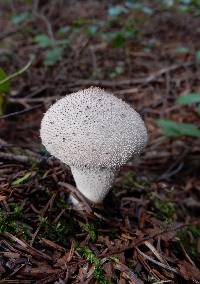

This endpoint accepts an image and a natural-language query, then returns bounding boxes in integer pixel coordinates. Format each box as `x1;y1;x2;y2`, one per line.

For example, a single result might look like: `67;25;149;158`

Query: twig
144;241;170;267
0;104;43;119
153;280;173;284
114;87;140;96
52;208;65;224
9;95;59;104
136;247;178;274
0;151;40;164
0;195;6;202
89;46;98;76
99;221;200;258
0;152;29;163
0;56;34;86
32;0;55;44
34;13;55;43
58;181;92;213
30;193;57;246
69;61;196;88
159;162;184;180
69;77;150;87
2;232;52;261
113;261;144;284
0;20;32;41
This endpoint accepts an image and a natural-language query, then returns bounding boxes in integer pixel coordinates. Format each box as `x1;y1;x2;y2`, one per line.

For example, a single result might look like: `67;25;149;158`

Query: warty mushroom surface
40;87;148;203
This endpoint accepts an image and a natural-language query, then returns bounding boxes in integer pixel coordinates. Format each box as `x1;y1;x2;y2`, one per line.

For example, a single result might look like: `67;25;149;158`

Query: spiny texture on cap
71;167;116;203
40;87;147;169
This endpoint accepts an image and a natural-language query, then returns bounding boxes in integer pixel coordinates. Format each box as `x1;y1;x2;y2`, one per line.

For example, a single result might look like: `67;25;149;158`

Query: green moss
109;256;119;262
77;247;112;284
122;171;150;189
39;217;75;245
177;225;200;260
154;199;176;221
0;211;8;233
9;202;23;218
0;206;31;240
39;216;49;227
55;196;68;209
122;171;136;188
149;194;176;222
106;230;118;240
82;223;97;242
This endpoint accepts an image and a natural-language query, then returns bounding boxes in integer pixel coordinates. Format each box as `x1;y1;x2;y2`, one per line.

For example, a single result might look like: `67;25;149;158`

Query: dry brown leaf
178;260;200;281
0;195;6;202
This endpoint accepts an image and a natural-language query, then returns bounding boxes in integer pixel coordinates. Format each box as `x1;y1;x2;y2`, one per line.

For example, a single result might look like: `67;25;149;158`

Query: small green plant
177;93;200;114
77;247;111;284
157;0;200;15
11;12;30;25
154;199;176;221
177;225;200;260
157;93;200;138
108;64;124;78
55;196;68;209
11;172;32;186
34;33;68;66
109;256;119;262
39;216;74;245
175;46;190;54
108;5;128;17
0;57;33;115
102;21;139;48
149;194;176;222
0;203;31;240
82;223;97;242
9;202;23;218
0;68;10;115
108;2;153;17
122;171;150;189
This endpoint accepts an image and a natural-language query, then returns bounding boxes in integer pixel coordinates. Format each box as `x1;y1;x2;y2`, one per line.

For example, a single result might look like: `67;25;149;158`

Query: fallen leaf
0;195;6;202
178;260;200;281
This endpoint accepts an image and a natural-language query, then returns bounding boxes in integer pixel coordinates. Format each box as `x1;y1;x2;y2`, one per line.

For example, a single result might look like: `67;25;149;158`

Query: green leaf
86;25;98;36
109;65;124;78
108;5;127;17
34;34;52;48
11;12;30;25
177;93;200;105
181;0;192;4
195;50;200;61
56;39;69;47
123;22;138;39
44;48;62;66
103;32;125;48
126;2;153;15
162;0;174;7
0;68;11;94
12;172;32;186
157;119;200;138
175;47;190;53
0;95;5;116
196;105;200;115
112;33;125;48
57;26;70;35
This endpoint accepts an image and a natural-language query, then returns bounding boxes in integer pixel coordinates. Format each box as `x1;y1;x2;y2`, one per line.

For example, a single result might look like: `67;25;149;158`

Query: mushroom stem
70;166;117;204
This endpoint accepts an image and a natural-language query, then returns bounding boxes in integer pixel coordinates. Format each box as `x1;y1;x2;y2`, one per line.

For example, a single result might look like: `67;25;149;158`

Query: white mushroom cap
40;87;147;170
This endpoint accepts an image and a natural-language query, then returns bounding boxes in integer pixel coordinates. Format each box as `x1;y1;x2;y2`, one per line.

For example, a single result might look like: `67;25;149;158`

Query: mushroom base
70;166;117;204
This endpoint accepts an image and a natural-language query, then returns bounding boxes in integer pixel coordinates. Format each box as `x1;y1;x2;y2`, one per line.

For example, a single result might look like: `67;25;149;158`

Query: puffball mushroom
40;87;147;204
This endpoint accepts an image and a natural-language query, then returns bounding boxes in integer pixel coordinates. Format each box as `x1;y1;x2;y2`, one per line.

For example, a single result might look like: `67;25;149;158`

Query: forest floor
0;1;200;283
